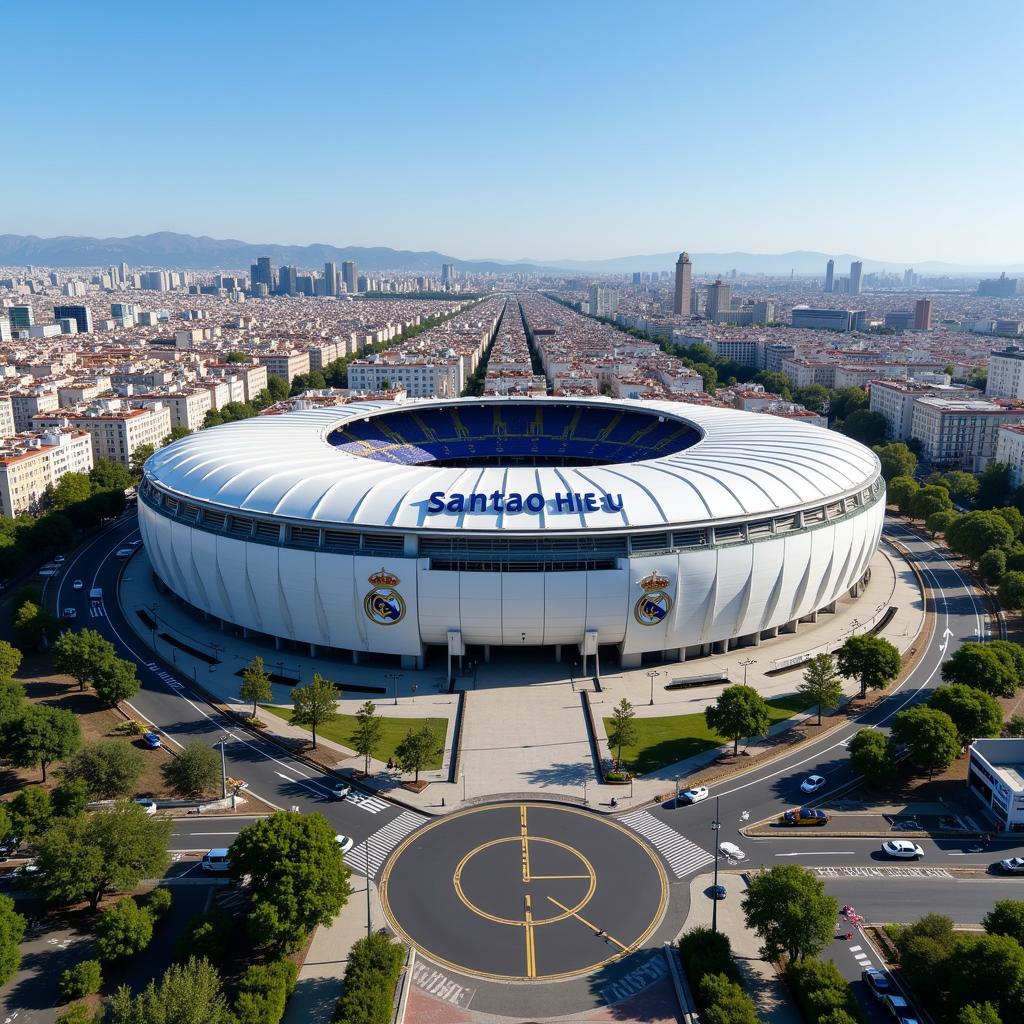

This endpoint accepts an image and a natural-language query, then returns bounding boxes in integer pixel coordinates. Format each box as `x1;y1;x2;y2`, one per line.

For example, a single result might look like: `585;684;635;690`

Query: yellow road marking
520;804;531;882
528;874;590;880
545;896;631;952
524;894;536;977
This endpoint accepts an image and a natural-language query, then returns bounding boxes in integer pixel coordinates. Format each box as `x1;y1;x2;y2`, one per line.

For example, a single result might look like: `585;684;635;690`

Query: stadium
137;397;884;673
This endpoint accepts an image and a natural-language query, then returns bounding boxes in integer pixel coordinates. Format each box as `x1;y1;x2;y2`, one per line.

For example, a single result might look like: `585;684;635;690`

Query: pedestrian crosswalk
348;810;427;877
619;809;715;878
146;663;182;691
89;603;105;618
345;792;390;815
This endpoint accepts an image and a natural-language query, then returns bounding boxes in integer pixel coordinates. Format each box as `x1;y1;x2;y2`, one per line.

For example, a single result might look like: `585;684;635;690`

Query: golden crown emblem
638;571;669;592
368;569;400;588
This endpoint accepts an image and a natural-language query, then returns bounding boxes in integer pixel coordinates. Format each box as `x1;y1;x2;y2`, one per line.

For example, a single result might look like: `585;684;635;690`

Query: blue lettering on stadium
426;490;624;515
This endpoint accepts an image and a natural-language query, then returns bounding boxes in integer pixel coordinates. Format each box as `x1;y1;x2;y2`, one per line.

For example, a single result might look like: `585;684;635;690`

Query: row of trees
202;374;289;427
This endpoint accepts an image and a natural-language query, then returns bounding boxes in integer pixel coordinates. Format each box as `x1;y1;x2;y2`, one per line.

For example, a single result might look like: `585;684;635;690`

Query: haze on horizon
6;0;1022;265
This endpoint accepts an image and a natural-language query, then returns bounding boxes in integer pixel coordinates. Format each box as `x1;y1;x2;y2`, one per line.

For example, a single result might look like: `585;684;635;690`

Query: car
135;799;157;816
861;968;892;1000
37;567;59;577
201;849;231;873
999;856;1024;874
0;836;20;859
53;555;66;563
719;841;746;860
62;607;76;619
336;834;354;855
882;840;924;860
681;785;709;804
800;774;826;794
329;782;351;801
883;994;917;1022
781;807;830;826
142;732;162;749
115;547;133;558
710;884;726;900
130;538;143;549
72;579;84;590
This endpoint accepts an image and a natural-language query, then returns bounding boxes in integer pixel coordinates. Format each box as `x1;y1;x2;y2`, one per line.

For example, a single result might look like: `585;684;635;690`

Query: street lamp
711;796;722;934
365;835;373;938
848;618;862;638
738;657;757;686
647;669;658;706
385;672;401;706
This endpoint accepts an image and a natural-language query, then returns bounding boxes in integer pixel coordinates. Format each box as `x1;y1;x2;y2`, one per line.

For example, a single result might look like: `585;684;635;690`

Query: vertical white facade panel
215;535;258;631
736;539;786;636
500;574;546;646
458;573;503;645
188;528;228;622
710;544;754;639
416;566;462;645
543;572;590;645
312;552;360;651
670;547;718;649
279;549;320;644
775;530;814;624
586;567;631;645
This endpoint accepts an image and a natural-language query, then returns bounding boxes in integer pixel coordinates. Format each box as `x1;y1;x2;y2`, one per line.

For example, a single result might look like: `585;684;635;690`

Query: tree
0;679;25;726
698;973;760;1024
995;505;1024;539
0;894;26;988
829;387;869;422
239;656;272;716
290;673;339;750
793;384;831;413
848;728;896;786
797;654;843;725
230;811;351;953
13;599;57;651
895;912;958;1013
704;685;771;756
891;706;961;778
161;742;221;798
105;957;233;1024
979;548;1007;582
910;484;953;522
352;700;383;774
52;775;93;818
983;899;1024;945
946;510;1015;565
96;896;154;960
7;704;81;781
607;697;638;768
226;351;248;364
999;571;1024;611
266;375;290;401
926;509;960;537
939;470;979;505
835;634;901;699
89;457;133;493
0;640;21;684
234;959;298;1024
53;629;117;691
753;371;793;400
8;785;53;841
50;472;93;511
873;442;917;482
959;1003;1003;1024
289;370;327;396
942;642;1019;698
928;685;1003;747
92;656;140;706
947;933;1024;1023
55;1002;96;1024
1005;714;1024;738
741;864;838;963
129;444;156;478
887;476;919;515
164;425;192;444
839;410;888;446
59;959;102;1000
394;723;442;783
32;801;172;910
63;740;146;799
976;462;1016;509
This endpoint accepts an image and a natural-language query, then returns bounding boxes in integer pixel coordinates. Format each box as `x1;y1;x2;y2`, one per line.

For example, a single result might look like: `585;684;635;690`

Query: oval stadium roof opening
326;400;703;468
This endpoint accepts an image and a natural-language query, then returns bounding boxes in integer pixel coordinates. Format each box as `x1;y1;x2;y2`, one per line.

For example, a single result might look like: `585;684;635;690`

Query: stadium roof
144;397;880;534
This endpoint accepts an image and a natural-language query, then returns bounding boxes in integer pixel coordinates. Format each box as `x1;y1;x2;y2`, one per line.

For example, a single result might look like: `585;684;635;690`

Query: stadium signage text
426;490;624;515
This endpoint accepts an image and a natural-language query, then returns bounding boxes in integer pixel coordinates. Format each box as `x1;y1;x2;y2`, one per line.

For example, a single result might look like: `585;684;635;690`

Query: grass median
603;692;816;775
261;706;447;770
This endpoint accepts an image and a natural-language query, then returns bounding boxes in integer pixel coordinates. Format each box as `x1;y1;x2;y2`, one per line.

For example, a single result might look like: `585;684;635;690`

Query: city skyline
4;1;1021;264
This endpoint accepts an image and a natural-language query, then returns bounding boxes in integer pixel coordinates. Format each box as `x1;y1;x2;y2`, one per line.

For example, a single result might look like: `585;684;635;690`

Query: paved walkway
684;871;802;1024
118;541;923;815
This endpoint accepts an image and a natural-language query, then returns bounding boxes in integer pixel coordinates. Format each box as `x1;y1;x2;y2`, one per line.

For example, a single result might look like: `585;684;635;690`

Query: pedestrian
841;905;849;916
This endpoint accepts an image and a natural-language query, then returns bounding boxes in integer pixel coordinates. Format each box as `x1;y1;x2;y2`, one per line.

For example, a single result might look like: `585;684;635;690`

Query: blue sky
6;1;1022;263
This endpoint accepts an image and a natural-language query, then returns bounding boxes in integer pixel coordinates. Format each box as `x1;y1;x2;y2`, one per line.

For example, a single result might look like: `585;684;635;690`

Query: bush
787;958;862;1024
698;972;760;1024
334;933;406;1024
59;959;103;1000
679;926;741;990
146;887;172;919
95;897;153;961
114;719;148;736
177;908;234;963
234;958;298;1024
55;1003;96;1024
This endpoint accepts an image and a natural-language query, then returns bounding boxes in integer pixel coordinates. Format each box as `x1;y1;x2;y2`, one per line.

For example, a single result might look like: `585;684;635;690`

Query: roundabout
379;803;668;981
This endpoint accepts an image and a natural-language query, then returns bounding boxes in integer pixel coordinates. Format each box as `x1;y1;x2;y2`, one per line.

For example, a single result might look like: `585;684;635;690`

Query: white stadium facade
138;397;884;673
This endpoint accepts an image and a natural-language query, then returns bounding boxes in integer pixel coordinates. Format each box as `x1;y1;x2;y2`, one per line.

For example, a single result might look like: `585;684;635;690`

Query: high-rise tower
849;260;864;295
673;252;692;316
824;259;835;293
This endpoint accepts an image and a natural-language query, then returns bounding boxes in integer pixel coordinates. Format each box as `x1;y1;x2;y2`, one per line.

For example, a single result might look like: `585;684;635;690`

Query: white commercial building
968;739;1024;832
33;402;172;467
910;396;1024;470
986;347;1024;400
869;380;980;442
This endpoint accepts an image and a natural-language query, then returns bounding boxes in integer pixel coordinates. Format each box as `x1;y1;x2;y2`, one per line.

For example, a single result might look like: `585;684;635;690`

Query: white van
200;848;231;873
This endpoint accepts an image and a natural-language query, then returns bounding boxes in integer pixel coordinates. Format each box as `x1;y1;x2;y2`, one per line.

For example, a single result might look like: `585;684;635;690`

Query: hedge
678;929;759;1022
334;933;406;1024
787;959;862;1024
699;973;760;1024
59;959;102;1000
95;898;153;961
234;959;299;1024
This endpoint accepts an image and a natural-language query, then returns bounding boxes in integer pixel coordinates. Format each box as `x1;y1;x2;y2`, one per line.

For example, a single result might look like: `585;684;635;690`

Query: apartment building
996;424;1024;488
134;390;212;432
0;428;94;517
257;351;311;383
986;347;1024;400
0;397;15;438
869;379;979;441
346;358;460;398
8;388;60;432
206;362;268;403
910;396;1024;470
33;402;172;466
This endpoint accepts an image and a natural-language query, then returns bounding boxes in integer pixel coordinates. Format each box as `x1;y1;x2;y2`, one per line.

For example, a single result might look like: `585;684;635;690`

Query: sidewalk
684;872;802;1024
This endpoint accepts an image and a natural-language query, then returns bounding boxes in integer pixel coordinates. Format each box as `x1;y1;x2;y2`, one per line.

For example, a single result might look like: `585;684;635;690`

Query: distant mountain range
0;232;1019;278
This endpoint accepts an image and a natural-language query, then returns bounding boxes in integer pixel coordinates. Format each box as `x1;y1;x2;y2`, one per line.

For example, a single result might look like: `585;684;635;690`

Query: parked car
861;968;892;1000
142;732;162;749
329;782;351;801
135;799;157;816
882;840;924;860
115;547;133;558
201;849;231;873
710;884;726;900
53;555;66;564
781;807;830;826
883;994;918;1023
336;835;354;855
72;579;84;590
800;774;826;794
62;607;76;619
0;836;20;859
681;785;709;804
719;841;746;860
999;856;1024;874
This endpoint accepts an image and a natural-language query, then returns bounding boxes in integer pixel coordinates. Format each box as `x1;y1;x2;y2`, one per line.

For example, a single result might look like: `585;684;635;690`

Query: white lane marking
849;945;862;952
185;832;237;836
346;793;390;814
619;810;715;878
776;851;856;856
348;810;428;877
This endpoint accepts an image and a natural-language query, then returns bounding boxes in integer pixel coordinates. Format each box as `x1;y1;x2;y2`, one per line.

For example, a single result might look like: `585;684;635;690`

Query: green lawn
261;706;447;770
603;692;817;775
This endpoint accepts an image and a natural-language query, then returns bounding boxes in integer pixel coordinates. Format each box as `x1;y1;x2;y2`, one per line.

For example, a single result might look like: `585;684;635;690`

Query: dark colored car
862;968;891;999
781;807;830;826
